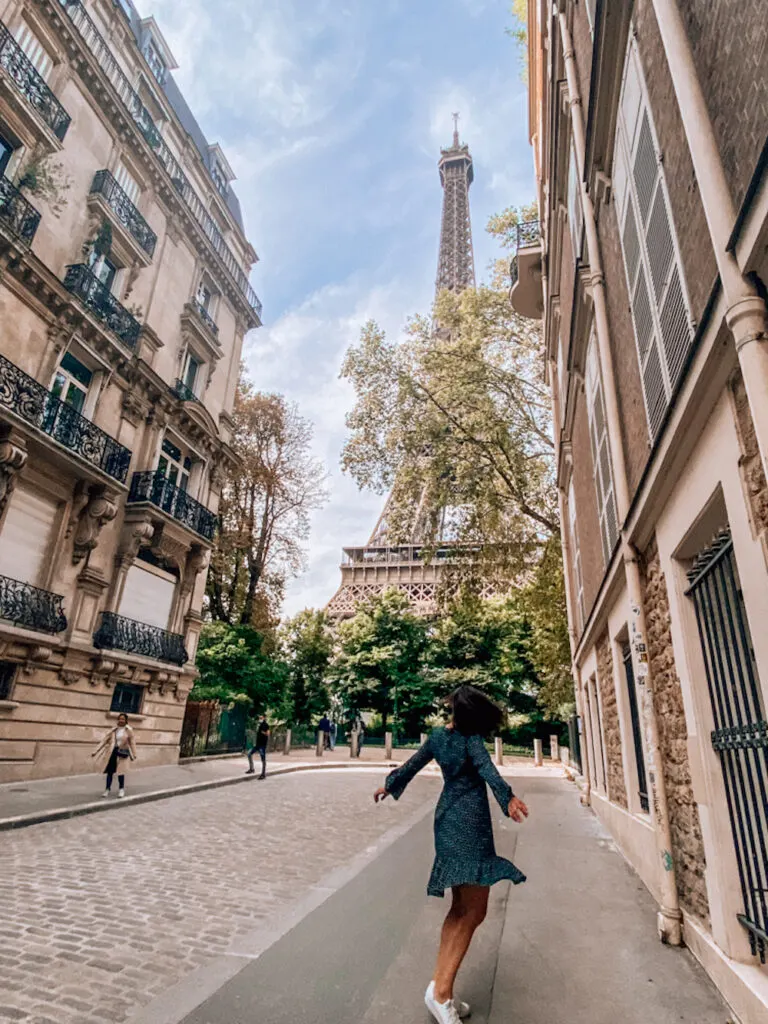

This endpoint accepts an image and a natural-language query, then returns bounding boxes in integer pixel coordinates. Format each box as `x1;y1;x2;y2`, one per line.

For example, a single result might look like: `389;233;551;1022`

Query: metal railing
90;169;157;257
0;352;132;483
687;530;768;963
0;20;70;140
63;264;141;349
0;573;67;633
509;221;541;296
192;299;218;336
93;610;187;665
172;379;198;403
127;470;216;541
0;176;41;243
57;0;262;321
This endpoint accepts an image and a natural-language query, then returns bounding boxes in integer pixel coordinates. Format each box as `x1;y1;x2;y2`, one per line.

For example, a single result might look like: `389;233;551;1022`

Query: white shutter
0;486;58;586
614;35;694;439
586;338;619;563
114;163;140;205
567;145;583;255
118;562;175;630
14;24;52;80
568;481;585;631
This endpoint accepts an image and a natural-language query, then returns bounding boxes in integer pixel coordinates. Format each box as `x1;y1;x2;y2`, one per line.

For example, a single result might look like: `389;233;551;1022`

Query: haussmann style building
517;1;768;1020
0;0;261;781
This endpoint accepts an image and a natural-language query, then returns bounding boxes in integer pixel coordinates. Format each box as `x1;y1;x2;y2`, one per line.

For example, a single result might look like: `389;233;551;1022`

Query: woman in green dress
374;685;529;1024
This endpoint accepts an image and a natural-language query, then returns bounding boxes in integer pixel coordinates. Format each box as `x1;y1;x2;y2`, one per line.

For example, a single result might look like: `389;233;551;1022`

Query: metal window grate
686;531;768;963
110;682;143;715
622;645;649;812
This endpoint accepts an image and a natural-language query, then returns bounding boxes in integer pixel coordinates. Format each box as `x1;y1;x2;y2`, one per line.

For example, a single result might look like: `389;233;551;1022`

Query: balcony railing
172;379;198;403
57;1;262;321
0;21;71;140
90;169;157;257
93;611;187;665
0;353;132;483
192;299;218;336
0;175;41;243
516;219;541;248
127;470;217;541
63;264;141;349
0;573;67;633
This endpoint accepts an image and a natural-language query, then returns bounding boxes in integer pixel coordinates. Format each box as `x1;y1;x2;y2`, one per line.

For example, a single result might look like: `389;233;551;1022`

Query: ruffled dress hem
427;855;527;898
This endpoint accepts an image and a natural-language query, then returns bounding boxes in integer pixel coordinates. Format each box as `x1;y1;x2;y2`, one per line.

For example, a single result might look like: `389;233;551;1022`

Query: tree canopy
280;609;334;725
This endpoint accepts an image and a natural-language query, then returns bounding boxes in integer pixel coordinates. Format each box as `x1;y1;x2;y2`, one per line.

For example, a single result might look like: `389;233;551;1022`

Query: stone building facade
520;1;768;1019
0;0;260;781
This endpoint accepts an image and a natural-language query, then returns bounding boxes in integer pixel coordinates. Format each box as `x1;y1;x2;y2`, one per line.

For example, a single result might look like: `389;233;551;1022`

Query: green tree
330;590;432;738
191;622;289;716
281;609;334;725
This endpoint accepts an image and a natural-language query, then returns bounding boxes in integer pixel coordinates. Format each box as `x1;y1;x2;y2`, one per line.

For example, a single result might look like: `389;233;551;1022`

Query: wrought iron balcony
90;169;157;258
127;470;217;541
0;175;41;244
58;1;262;322
93;611;187;665
0;573;67;634
172;379;199;403
192;299;218;336
0;353;132;482
63;264;141;349
0;21;71;140
516;219;541;248
509;219;543;320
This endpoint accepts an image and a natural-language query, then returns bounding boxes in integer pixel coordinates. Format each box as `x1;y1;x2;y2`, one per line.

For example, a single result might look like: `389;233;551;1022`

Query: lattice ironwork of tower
327;120;481;619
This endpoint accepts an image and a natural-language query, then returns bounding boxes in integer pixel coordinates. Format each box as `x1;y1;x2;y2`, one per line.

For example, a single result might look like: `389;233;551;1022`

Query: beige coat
92;724;137;774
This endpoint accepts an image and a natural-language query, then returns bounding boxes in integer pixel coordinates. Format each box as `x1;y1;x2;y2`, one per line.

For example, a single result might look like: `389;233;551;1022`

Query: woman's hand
508;796;529;823
373;787;389;804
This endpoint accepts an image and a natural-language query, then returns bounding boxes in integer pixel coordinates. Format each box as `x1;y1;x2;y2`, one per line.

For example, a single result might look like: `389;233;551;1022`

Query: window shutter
614;35;694;439
14;24;52;80
567;146;583;255
0;485;58;586
118;563;175;630
568;481;585;630
586;339;619;563
115;163;140;205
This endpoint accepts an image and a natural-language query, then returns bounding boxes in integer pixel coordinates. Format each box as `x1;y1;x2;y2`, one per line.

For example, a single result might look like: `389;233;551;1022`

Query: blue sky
148;0;533;614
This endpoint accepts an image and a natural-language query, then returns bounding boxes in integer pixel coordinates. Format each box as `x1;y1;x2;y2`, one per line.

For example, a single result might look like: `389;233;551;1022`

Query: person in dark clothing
246;717;270;778
318;714;331;750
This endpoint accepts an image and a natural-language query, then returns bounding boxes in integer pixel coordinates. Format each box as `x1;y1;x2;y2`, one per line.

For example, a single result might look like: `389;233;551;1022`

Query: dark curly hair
450;685;504;738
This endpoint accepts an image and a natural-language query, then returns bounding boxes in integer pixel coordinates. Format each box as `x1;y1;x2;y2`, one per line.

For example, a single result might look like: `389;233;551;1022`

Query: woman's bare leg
433;885;489;1003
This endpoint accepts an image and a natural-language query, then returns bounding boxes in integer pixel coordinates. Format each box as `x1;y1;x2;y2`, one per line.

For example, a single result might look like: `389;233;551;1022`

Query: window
158;437;191;492
142;39;166;84
567;144;583;257
119;559;176;630
51;352;93;415
14;23;52;80
195;281;212;312
588;676;607;792
0;661;16;701
585;0;597;35
89;253;118;292
210;161;228;196
613;36;694;439
0;485;58;586
0;131;15;178
622;644;649;812
183;353;200;394
585;335;619;563
114;162;140;205
567;481;585;631
110;683;143;715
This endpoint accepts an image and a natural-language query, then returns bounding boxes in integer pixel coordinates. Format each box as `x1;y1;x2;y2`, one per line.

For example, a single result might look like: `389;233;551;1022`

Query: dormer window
207;144;235;201
143;39;166;85
210;162;227;197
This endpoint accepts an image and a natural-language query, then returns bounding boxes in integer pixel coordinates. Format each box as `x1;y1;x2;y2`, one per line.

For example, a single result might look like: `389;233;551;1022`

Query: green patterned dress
385;727;527;897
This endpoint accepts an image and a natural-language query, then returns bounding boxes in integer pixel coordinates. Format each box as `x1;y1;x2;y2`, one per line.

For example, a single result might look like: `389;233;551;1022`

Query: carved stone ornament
60;670;81;686
72;488;118;564
180;544;210;597
22;645;53;674
116;516;155;568
121;388;147;428
0;436;28;516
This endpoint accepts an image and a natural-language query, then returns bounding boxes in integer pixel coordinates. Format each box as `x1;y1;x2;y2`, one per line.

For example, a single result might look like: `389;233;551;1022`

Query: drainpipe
558;10;682;945
649;0;768;473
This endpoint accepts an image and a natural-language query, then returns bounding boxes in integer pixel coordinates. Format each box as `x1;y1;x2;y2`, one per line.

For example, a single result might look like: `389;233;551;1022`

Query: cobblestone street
1;768;437;1024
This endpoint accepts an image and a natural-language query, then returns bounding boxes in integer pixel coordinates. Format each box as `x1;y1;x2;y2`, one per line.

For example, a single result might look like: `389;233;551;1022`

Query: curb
0;760;397;833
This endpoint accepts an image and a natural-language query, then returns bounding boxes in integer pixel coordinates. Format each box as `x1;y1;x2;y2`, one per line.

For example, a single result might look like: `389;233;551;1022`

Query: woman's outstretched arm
467;735;529;822
375;735;434;802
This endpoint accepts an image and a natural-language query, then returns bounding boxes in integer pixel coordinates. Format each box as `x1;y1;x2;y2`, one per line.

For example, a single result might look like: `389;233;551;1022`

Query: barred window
585;334;619;563
613;36;694;439
111;683;143;715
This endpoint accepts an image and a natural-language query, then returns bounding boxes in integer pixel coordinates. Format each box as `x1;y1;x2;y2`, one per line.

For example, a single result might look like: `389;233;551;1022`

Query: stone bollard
420;733;427;747
533;738;543;766
385;731;393;760
283;728;291;756
560;745;570;766
494;736;504;767
550;734;559;762
350;732;358;758
316;730;324;757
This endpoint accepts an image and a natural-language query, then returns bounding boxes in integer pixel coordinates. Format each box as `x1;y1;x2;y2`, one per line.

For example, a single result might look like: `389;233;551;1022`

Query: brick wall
572;394;605;621
598;199;650;496
633;0;716;327
642;540;710;923
596;631;627;808
681;0;768;210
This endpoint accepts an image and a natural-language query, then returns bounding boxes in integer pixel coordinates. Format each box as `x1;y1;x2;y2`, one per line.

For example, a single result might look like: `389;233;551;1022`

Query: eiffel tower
327;117;476;618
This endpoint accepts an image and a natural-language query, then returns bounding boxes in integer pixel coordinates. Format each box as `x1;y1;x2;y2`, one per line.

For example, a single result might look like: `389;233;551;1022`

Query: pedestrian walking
329;720;337;750
374;685;529;1024
353;714;365;757
91;712;137;798
318;713;331;750
245;717;270;778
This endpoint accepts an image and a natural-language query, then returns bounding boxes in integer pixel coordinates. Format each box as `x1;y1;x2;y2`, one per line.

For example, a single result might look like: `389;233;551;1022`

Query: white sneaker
117;789;125;799
425;982;465;1023
425;982;470;1019
101;790;110;798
